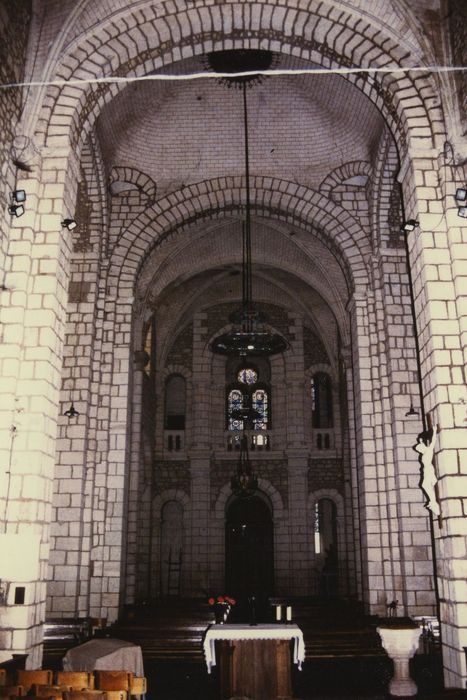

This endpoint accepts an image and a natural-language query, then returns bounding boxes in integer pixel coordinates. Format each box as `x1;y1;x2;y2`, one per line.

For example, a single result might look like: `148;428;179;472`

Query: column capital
287;450;309;470
188;451;211;467
133;350;150;371
11;135;42;172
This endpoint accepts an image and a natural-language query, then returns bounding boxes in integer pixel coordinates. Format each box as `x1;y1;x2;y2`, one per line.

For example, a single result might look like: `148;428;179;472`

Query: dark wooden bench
42;618;90;661
0;654;28;685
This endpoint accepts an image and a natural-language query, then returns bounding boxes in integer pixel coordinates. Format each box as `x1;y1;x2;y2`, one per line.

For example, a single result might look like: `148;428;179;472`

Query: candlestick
286;605;292;621
275;605;282;621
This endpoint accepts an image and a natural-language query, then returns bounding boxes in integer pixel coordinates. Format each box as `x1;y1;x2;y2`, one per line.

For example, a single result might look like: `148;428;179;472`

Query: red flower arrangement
208;596;236;623
208;595;236;606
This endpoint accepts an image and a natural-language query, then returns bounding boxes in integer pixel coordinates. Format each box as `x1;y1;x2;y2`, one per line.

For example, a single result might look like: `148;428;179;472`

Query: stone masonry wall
47;136;110;619
0;1;31;269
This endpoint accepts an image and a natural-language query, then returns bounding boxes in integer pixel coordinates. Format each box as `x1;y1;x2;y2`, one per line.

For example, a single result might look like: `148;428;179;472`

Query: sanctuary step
271;597;386;660
103;597;386;663
107;599;212;662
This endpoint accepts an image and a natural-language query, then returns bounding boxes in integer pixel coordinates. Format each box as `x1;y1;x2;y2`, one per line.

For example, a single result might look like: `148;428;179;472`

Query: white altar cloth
63;638;144;676
203;623;305;673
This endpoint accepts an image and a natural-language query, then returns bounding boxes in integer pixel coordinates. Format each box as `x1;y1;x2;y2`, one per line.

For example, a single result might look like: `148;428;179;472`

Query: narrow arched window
227;388;245;431
165;374;186;429
311;372;333;428
314;498;337;556
160;500;183;597
252;388;268;430
314;498;338;597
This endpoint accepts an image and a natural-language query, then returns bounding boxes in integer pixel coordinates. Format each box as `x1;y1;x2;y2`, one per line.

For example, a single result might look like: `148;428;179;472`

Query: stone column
286;454;310;595
191;312;210;450
341;344;360;599
49;261;107;620
285;313;307;449
98;296;133;622
188;454;211;595
124;346;150;606
378;249;436;617
348;290;403;614
0;145;76;666
400;149;467;687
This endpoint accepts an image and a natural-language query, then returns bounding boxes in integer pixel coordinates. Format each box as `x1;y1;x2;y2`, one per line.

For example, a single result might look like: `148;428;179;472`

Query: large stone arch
105;176;371;300
28;2;443;160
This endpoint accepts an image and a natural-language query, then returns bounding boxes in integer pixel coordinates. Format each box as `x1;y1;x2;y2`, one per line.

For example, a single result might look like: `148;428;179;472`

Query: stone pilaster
0;146;75;665
400;150;467;687
187;454;211;595
348;290;405;614
286;454;309;595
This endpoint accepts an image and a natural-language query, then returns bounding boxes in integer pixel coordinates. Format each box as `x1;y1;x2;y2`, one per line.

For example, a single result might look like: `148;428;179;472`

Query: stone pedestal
377;624;422;697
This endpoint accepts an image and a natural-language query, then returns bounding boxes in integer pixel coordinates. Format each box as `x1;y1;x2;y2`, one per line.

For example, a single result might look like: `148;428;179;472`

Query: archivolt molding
319;161;372;197
106;176;371;298
368;130;402;251
32;2;442;157
305;363;337;384
161;364;192;382
109;166;157;200
152;488;190;513
308;488;345;532
214;478;285;520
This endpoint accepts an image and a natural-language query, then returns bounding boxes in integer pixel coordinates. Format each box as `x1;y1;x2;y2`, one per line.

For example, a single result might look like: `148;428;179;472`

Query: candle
286;605;292;621
275;605;282;621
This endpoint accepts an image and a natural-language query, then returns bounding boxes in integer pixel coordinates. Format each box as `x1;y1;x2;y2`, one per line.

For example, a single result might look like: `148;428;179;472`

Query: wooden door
225;496;274;598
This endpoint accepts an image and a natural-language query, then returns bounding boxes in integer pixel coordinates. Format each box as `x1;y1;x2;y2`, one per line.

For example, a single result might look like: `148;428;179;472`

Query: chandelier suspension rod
242;82;253;321
208;50;289;358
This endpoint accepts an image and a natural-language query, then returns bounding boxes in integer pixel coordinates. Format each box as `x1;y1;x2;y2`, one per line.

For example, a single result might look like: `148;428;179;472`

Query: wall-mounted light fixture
12;189;26;203
401;219;419;233
63;402;79;418
8;204;24;218
455;188;467;218
405;401;419;417
61;218;77;231
8;190;26;218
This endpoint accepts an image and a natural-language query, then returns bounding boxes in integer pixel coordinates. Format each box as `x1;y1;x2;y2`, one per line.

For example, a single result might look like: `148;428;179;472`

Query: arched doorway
225;495;274;598
160;500;183;597
314;498;338;598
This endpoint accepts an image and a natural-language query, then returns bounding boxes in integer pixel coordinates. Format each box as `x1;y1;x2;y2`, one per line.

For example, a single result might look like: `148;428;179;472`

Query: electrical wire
0;65;466;91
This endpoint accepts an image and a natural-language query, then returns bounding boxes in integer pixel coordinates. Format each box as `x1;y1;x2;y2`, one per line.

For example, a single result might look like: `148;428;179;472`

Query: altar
203;624;305;700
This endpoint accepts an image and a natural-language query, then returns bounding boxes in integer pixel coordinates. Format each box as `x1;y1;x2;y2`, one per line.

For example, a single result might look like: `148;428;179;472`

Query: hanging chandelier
208;50;289;358
231;432;259;497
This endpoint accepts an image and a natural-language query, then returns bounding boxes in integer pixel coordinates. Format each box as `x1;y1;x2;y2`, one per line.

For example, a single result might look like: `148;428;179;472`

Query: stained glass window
252;388;268;430
311;377;316;412
237;367;258;384
227;364;270;432
227;389;244;431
